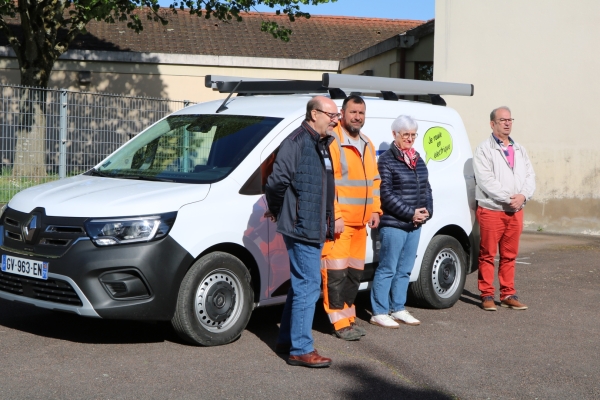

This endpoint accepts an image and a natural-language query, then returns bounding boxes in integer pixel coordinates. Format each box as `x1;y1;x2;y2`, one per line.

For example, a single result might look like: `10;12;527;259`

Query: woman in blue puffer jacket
370;115;433;329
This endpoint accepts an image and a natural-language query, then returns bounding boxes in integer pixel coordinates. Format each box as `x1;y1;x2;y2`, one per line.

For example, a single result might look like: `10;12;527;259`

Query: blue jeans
278;235;323;356
371;226;421;316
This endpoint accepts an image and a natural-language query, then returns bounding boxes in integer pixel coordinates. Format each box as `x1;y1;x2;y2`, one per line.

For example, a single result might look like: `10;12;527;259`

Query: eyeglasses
495;118;514;123
315;109;341;120
398;132;418;139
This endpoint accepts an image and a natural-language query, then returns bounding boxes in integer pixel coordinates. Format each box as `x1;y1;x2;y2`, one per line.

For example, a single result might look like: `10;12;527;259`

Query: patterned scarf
393;142;418;170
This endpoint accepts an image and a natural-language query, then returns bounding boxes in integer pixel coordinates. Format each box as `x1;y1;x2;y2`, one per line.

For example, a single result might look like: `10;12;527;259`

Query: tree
0;0;331;178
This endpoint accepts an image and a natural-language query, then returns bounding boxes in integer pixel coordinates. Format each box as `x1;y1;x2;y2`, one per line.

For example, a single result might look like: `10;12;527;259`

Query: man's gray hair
306;97;321;121
391;115;418;133
490;106;511;121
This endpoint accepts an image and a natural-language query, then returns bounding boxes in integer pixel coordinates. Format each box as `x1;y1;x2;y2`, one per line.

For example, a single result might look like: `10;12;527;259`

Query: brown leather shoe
274;343;291;354
481;296;497;311
287;350;332;368
501;295;528;310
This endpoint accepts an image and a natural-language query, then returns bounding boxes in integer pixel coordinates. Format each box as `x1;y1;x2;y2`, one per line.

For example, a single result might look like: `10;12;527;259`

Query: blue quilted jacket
378;143;433;231
265;121;335;243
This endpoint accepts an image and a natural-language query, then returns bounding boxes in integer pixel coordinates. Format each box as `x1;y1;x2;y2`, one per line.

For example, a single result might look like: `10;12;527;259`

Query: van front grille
5;231;22;241
4;218;19;227
1;207;88;257
0;270;82;306
45;226;85;234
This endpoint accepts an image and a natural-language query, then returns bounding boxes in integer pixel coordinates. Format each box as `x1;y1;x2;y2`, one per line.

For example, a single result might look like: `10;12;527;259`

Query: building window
415;62;433;81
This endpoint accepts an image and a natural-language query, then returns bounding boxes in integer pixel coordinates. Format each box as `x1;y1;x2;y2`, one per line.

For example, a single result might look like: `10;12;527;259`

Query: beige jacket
473;135;536;211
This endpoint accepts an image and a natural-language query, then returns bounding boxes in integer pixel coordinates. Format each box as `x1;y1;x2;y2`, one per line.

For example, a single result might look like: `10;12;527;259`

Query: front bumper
0;236;194;320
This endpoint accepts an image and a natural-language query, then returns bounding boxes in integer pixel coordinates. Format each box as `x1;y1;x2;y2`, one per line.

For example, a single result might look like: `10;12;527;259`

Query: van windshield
93;115;282;184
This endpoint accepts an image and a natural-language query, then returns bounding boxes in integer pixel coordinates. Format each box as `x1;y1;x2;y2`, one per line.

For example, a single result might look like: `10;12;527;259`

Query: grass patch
0;169;86;203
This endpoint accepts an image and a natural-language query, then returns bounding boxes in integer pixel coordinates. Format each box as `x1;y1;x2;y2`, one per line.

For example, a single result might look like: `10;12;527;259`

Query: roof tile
64;10;422;60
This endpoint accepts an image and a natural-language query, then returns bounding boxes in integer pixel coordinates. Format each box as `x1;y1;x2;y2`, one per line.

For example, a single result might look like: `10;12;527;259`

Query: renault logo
22;215;38;243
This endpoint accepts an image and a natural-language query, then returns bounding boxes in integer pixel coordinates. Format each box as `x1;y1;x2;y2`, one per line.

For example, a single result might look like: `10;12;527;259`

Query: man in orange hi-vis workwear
322;95;381;341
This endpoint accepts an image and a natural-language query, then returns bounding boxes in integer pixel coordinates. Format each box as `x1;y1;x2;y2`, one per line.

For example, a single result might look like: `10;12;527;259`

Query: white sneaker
390;310;421;326
369;314;400;329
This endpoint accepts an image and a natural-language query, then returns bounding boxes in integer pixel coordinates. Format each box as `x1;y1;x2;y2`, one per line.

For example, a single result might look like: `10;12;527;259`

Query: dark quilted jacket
378;143;433;231
265;121;335;243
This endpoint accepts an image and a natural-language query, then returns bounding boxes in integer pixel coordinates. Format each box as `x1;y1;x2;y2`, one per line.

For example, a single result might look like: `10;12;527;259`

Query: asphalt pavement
0;232;598;399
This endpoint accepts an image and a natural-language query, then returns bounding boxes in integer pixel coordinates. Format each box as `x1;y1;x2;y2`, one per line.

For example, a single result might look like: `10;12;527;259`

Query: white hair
391;115;418;133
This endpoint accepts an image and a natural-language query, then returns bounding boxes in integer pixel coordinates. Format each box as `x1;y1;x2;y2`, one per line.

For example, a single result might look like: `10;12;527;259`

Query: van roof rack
322;74;473;97
204;74;473;109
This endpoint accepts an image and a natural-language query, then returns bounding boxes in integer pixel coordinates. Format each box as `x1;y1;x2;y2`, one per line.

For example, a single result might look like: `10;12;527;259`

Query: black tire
171;252;253;346
410;235;467;309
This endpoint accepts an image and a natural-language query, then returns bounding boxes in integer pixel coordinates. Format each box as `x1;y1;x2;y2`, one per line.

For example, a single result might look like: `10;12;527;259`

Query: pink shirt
504;144;515;168
492;134;515;169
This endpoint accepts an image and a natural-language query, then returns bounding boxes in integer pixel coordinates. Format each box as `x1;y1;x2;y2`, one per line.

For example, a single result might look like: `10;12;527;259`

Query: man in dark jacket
264;95;338;368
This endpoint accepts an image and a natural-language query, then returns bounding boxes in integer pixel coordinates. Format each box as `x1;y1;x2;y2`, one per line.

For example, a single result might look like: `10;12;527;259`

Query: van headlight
85;212;177;246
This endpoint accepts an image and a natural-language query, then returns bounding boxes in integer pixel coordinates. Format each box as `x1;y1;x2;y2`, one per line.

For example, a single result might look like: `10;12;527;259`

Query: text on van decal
423;127;453;164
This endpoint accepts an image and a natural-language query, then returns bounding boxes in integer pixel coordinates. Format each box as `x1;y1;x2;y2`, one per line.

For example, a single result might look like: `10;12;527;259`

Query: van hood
8;175;210;218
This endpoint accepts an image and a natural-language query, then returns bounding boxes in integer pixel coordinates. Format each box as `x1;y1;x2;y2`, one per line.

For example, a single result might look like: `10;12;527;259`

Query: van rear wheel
410;235;467;309
171;252;253;346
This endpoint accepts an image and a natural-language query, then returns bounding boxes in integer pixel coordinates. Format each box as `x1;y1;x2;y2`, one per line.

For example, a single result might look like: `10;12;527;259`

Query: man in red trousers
473;106;536;311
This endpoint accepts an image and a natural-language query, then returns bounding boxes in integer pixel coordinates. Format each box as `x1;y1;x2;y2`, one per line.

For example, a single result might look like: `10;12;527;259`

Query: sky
157;1;435;21
252;0;435;20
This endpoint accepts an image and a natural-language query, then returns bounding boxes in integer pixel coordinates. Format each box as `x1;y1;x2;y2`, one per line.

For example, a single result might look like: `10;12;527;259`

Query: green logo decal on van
423;127;453;164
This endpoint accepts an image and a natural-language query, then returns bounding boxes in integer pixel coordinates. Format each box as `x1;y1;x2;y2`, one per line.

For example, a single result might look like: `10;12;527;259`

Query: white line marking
493;257;532;265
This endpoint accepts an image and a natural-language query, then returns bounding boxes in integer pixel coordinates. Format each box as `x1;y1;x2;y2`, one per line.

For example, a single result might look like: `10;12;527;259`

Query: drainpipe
398;34;417;100
398;34;416;98
399;47;406;79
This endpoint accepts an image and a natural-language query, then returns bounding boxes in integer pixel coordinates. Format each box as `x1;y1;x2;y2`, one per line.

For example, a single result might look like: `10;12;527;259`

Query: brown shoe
481;296;497;311
501;295;528;310
274;343;291;354
287;350;332;368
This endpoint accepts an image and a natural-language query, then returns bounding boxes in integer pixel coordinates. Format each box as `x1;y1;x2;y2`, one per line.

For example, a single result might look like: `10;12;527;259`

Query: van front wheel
171;252;253;346
410;235;467;309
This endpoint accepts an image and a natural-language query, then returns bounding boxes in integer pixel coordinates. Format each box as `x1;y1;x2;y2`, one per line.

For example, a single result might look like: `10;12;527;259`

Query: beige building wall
341;34;434;80
342;49;398;77
0;51;338;104
434;0;600;235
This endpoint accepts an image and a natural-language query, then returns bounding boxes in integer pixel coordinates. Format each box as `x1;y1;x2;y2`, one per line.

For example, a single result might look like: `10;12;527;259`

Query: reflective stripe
373;174;380;180
348;257;365;270
331;131;349;177
338;197;374;205
335;178;373;187
328;306;356;323
365;139;376;159
372;189;380;196
333;129;374;186
321;258;349;270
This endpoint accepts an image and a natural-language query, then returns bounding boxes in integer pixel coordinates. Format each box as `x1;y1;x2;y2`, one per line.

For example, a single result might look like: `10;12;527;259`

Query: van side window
239;148;278;195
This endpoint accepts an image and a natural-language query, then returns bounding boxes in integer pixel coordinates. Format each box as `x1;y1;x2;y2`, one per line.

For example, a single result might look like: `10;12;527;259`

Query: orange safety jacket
329;124;381;226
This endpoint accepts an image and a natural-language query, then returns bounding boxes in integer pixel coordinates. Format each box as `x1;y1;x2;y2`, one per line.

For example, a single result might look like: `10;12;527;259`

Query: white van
0;75;478;346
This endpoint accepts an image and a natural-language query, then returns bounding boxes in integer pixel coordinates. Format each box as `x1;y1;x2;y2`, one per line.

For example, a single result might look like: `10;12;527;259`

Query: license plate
1;254;48;280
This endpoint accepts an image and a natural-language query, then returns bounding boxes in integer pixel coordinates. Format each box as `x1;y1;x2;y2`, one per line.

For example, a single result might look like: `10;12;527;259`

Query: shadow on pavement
244;303;284;355
3;286;489;348
337;363;454;400
245;299;335;352
0;300;184;345
459;288;485;307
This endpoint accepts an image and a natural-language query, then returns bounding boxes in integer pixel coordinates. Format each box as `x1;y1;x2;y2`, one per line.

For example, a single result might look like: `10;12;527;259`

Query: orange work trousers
321;225;367;331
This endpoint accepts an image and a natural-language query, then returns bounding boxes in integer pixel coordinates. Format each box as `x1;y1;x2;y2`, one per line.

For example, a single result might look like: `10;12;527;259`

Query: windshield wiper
117;175;175;183
87;168;112;178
